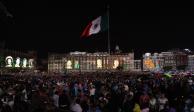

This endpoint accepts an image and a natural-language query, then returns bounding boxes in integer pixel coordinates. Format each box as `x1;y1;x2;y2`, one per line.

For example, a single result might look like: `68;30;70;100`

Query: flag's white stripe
89;16;101;35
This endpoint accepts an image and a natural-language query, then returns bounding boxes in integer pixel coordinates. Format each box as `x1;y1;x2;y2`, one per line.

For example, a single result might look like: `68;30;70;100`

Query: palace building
48;51;141;73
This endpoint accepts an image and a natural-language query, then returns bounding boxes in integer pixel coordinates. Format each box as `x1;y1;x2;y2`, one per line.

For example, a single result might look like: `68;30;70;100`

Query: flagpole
107;5;111;55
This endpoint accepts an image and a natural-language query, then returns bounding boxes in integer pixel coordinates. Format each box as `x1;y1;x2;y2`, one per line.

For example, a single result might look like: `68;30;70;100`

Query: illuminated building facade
48;52;141;73
0;48;36;70
48;54;64;73
143;51;188;71
134;60;142;71
161;51;188;68
160;52;176;68
174;51;188;67
187;55;194;72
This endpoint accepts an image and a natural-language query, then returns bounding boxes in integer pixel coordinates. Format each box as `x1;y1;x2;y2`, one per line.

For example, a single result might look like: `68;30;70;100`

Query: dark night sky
0;0;193;59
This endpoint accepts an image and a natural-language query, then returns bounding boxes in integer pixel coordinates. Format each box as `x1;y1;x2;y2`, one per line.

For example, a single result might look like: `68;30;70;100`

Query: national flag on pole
81;14;108;37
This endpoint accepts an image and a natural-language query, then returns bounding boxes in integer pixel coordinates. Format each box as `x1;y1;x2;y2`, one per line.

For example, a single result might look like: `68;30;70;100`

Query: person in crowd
52;91;59;108
59;90;71;111
133;103;141;112
158;93;168;111
70;98;82;112
0;72;193;112
149;94;157;112
7;95;14;111
139;91;150;110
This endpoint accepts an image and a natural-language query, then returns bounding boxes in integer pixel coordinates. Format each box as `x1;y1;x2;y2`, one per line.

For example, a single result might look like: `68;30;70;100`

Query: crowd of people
0;72;194;112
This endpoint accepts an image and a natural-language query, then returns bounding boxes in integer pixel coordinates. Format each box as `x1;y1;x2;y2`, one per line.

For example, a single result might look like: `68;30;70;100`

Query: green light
74;61;80;69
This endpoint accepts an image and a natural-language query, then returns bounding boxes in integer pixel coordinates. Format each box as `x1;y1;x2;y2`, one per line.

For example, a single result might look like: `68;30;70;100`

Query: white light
97;59;102;68
28;59;34;68
113;60;119;69
66;60;72;69
184;49;191;52
145;53;151;57
22;58;27;68
15;57;20;67
5;56;13;67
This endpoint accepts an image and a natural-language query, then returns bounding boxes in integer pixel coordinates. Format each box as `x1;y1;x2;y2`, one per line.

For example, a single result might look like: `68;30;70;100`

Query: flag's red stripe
81;22;92;38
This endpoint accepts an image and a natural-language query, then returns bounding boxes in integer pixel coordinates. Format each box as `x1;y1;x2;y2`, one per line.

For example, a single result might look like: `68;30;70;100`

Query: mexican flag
81;14;108;37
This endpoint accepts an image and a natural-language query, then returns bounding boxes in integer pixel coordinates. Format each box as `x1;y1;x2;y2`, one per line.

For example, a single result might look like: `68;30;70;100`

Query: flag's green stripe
101;14;108;32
